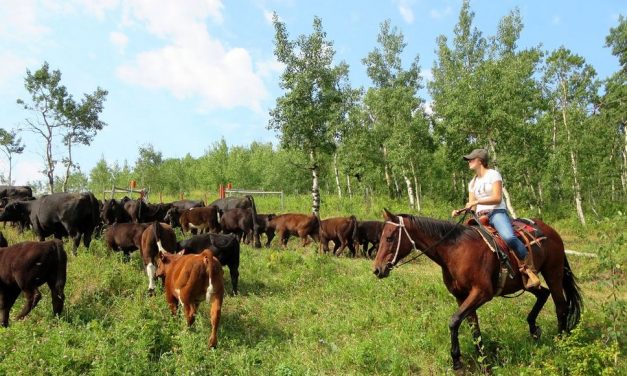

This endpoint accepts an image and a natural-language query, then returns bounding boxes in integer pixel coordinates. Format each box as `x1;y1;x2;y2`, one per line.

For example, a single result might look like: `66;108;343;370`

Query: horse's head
373;209;414;279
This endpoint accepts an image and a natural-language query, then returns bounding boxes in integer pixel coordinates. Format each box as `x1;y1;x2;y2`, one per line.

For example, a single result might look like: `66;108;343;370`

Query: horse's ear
382;208;395;221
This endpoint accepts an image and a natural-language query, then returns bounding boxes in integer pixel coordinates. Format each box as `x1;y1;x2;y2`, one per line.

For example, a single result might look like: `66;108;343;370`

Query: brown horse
373;209;583;371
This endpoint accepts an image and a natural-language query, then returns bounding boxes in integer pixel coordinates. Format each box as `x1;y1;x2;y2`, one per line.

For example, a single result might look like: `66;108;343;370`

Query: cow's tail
152;221;167;253
87;192;103;238
350;215;358;243
246;195;261;248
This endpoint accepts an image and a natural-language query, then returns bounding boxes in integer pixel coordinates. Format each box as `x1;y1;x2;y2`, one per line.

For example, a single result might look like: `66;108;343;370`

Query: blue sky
0;0;624;186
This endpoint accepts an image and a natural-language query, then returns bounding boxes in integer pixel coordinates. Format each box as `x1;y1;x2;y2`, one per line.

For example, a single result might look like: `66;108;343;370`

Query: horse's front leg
466;311;484;355
526;286;551;340
449;289;490;370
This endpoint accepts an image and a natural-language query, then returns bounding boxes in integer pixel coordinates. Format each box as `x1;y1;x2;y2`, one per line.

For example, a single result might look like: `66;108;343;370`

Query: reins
386;210;470;269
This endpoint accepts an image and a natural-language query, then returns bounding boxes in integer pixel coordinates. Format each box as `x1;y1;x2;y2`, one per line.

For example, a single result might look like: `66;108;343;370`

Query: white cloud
116;0;268;112
0;53;33;90
263;9;275;25
0;159;42;186
0;0;50;42
256;58;284;78
109;31;129;53
398;2;414;24
420;69;433;83
429;6;452;20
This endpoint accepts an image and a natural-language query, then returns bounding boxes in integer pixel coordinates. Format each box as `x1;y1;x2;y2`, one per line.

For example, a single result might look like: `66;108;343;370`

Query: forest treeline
7;3;627;224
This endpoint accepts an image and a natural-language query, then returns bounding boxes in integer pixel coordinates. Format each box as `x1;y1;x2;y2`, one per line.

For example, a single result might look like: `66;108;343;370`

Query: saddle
467;215;546;295
467;216;546;259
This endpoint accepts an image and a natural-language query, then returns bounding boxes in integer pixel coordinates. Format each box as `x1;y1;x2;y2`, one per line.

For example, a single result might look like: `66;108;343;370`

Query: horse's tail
563;255;583;331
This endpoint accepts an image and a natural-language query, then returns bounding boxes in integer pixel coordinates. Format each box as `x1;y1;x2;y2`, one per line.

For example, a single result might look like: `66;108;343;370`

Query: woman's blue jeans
488;209;527;259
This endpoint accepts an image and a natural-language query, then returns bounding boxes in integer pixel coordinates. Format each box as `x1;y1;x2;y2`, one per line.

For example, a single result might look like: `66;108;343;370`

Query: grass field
0;196;624;375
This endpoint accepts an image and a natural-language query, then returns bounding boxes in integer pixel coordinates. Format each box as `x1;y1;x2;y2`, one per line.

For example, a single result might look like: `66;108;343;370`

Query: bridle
385;216;421;267
384;211;470;270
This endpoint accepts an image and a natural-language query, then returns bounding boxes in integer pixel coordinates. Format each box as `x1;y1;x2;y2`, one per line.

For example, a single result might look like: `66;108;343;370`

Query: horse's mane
399;214;478;244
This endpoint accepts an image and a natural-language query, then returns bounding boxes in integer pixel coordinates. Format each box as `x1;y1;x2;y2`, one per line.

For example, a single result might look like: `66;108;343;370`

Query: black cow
220;208;276;247
178;233;241;295
353;220;384;258
0;186;33;207
0;192;100;255
101;196;132;225
210;195;260;248
170;200;204;210
124;199;171;223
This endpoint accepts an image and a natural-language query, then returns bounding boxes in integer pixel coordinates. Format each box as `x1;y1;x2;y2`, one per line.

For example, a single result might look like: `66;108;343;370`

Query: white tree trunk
558;87;586;225
333;152;342;198
382;145;393;196
346;174;352;198
403;173;415;210
410;161;421;212
310;150;320;217
570;149;586;225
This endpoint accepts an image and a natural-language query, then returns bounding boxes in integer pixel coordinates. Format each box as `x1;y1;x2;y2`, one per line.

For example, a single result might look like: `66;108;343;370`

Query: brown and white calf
140;222;178;292
179;206;221;235
156;249;225;348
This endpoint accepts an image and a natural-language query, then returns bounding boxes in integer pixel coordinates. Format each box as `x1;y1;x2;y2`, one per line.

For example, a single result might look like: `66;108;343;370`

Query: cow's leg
0;288;20;327
320;237;330;254
16;288;42;320
146;261;157;293
367;243;378;259
208;280;224;348
300;231;312;246
347;240;356;258
265;230;275;247
229;266;239;296
279;230;289;247
83;230;93;248
183;302;198;327
332;240;342;255
47;279;65;316
166;293;178;316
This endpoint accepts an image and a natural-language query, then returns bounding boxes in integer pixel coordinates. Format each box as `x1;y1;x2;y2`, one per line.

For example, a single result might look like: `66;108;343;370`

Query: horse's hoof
531;326;542;341
453;360;464;371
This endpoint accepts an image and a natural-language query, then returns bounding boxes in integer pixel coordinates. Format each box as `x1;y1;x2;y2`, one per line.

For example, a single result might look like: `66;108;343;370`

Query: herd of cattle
0;185;386;347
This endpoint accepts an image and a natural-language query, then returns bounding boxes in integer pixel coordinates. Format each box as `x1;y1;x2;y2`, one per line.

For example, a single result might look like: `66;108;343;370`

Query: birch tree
543;47;600;225
362;19;425;208
269;14;352;216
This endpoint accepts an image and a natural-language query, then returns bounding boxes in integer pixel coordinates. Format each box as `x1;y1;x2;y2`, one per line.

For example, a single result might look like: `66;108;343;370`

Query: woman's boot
521;255;540;289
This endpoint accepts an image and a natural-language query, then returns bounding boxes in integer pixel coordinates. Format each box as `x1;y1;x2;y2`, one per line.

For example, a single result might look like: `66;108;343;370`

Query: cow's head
0;201;29;222
164;207;181;227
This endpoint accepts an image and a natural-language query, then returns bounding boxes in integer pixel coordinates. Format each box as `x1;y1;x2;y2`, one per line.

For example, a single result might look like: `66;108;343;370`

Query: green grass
0;200;624;375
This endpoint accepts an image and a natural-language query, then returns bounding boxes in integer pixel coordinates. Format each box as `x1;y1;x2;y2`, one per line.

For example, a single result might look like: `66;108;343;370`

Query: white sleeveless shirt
469;169;507;212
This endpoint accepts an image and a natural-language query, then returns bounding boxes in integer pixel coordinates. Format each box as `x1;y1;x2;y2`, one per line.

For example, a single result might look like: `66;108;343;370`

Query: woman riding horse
373;209;582;371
